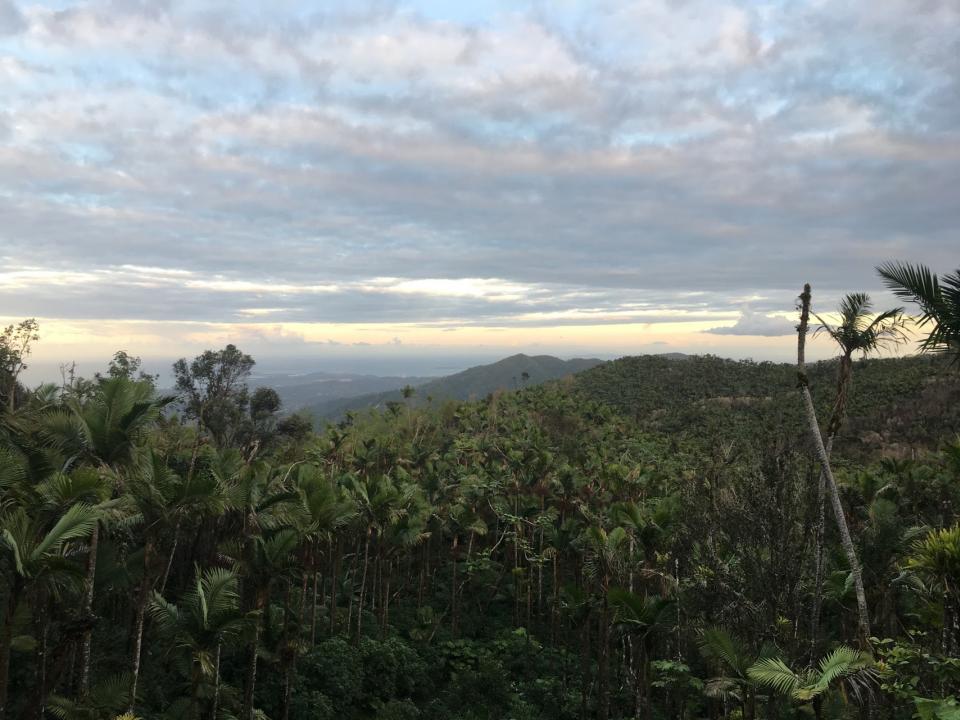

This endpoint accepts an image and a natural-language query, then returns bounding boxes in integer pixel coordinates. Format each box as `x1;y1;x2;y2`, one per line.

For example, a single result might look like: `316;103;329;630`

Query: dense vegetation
1;267;959;720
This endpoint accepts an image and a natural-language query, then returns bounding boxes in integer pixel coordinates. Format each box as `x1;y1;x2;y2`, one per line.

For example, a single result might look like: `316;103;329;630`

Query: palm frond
699;627;752;678
748;656;801;697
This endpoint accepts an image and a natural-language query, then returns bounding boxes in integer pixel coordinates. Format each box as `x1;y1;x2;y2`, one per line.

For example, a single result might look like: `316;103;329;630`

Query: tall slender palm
797;285;871;647
609;588;674;720
221;459;299;720
810;294;905;646
580;526;630;720
0;498;98;719
877;262;960;365
44;377;173;696
124;450;224;713
149;567;250;719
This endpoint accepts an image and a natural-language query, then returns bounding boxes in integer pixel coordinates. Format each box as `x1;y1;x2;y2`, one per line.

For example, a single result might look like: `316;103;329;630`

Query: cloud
0;0;957;348
705;309;796;337
0;0;25;35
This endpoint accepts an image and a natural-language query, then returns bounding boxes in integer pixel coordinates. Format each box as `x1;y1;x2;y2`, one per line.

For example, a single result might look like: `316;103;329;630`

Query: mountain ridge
300;352;606;420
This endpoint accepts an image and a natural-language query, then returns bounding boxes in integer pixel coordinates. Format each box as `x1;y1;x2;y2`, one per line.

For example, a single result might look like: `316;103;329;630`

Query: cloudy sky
1;0;957;376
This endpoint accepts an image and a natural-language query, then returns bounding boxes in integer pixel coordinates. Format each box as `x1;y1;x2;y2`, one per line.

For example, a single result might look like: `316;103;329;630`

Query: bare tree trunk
599;595;610;720
310;570;320;647
128;540;156;713
159;520;180;595
78;521;99;696
810;435;833;655
356;529;371;644
451;535;459;638
210;643;221;720
128;596;147;712
243;590;266;720
797;284;871;647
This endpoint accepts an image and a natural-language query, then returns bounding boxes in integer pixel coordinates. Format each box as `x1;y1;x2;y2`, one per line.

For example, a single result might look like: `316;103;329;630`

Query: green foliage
2;331;959;720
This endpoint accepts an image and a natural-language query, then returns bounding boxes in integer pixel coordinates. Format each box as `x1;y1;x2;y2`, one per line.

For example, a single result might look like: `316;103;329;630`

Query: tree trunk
450;535;459;638
381;564;391;638
243;589;266;720
356;529;371;644
210;643;221;720
797;284;871;647
128;540;156;713
329;538;340;636
598;595;610;720
310;570;320;647
159;520;180;595
128;596;147;712
0;579;21;720
580;614;591;720
27;590;49;720
78;521;99;697
810;435;834;655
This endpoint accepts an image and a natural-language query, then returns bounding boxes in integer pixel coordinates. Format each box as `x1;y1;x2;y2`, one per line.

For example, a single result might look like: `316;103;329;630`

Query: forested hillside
1;310;959;720
307;354;604;420
572;353;960;458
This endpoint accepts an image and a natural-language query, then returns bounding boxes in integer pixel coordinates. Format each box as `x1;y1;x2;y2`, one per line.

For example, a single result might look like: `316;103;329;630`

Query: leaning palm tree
877;262;960;365
809;294;905;646
797;285;871;647
748;646;878;720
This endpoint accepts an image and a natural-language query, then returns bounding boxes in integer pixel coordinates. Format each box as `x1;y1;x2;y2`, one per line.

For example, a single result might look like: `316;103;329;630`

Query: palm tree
44;376;172;696
47;673;132;720
580;525;630;720
877;262;960;365
609;588;674;720
813;293;906;437
748;646;878;720
797;285;871;647
810;294;905;646
236;528;300;720
904;525;960;655
697;628;769;720
124;450;224;714
0;500;98;719
149;567;250;719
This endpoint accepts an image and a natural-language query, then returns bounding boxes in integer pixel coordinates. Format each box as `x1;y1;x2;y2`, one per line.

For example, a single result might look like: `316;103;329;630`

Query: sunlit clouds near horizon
1;0;957;372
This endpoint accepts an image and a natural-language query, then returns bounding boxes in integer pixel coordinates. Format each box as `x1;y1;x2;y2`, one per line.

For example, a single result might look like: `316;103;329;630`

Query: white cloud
705;309;796;337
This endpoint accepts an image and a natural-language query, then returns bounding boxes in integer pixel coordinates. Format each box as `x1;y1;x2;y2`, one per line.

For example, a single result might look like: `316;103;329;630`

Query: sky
1;0;958;379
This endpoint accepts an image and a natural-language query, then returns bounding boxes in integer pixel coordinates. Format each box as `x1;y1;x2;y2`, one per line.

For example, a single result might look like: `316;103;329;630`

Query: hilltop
303;353;605;420
570;353;960;458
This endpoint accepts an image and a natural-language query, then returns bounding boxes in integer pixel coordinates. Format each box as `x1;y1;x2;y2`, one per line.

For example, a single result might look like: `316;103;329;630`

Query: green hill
307;353;604;420
570;353;960;458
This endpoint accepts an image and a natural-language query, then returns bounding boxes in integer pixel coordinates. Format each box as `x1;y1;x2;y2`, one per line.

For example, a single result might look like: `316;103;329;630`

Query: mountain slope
571;353;960;458
307;353;605;420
